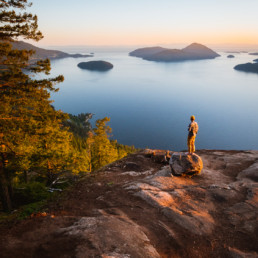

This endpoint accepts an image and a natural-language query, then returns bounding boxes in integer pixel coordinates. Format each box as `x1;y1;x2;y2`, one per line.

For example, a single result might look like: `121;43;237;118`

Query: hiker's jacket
188;121;199;136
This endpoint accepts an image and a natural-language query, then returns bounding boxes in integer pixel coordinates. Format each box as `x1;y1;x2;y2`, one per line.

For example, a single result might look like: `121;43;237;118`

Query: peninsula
129;43;220;62
10;41;93;61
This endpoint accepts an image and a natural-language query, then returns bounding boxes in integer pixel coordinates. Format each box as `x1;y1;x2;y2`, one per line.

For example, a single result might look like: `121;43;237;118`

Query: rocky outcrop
169;152;203;176
253;58;258;63
227;54;235;58
1;150;258;257
129;43;220;62
234;62;258;74
58;210;160;258
77;61;113;71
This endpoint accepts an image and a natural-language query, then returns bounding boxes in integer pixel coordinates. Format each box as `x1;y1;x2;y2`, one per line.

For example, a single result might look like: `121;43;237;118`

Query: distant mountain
10;41;93;61
129;46;167;58
249;52;258;56
129;43;220;62
234;62;258;74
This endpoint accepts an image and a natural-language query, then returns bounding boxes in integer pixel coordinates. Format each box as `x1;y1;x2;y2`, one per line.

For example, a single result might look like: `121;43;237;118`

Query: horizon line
29;42;258;52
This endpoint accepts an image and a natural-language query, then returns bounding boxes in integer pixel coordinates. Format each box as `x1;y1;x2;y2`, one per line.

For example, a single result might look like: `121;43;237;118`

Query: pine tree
91;117;118;170
31;108;73;185
0;0;66;211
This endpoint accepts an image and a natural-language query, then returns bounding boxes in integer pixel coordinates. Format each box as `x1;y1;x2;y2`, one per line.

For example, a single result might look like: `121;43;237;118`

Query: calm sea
44;46;258;151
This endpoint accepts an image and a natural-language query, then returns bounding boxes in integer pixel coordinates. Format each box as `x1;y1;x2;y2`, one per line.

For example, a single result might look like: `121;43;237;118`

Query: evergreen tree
31;108;73;185
91;117;118;170
64;113;93;138
0;1;137;212
64;113;94;173
85;131;94;172
0;0;66;211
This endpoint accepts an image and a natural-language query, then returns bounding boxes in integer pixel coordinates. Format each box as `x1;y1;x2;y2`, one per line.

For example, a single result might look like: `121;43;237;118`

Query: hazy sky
29;0;258;47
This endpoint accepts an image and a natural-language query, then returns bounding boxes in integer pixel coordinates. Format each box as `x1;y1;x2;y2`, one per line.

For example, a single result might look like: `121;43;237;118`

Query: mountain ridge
9;41;93;61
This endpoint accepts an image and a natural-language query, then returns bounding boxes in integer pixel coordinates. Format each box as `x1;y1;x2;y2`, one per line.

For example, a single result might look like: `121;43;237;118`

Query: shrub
14;182;50;205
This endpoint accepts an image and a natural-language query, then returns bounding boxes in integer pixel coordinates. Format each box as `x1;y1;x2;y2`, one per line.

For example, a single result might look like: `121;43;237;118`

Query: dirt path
0;150;258;258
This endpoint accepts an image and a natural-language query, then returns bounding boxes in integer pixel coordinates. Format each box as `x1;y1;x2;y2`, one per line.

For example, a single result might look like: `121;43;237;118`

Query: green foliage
65;115;137;172
91;117;118;170
113;141;137;159
64;113;93;138
17;201;47;220
0;0;68;211
14;182;50;204
0;0;43;41
0;1;137;213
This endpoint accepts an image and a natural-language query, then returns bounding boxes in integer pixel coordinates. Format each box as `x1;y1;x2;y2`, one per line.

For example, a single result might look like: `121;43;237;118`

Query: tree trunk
4;166;13;201
0;160;12;211
23;170;28;183
89;151;92;172
47;160;54;185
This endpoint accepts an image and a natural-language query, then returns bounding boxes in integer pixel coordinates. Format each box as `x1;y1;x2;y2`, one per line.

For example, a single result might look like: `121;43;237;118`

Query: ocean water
44;47;258;151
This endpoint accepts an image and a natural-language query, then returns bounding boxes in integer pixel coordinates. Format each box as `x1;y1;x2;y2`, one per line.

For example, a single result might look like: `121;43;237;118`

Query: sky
28;0;258;47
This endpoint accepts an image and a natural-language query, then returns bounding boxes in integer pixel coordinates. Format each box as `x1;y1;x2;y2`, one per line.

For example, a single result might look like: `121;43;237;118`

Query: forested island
234;62;258;74
129;43;220;62
78;61;114;71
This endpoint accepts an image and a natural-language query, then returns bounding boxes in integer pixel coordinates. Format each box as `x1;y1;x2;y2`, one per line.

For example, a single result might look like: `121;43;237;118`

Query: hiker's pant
187;135;196;153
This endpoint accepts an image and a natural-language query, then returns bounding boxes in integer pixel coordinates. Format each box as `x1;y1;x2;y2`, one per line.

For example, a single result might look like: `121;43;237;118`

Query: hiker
187;115;199;154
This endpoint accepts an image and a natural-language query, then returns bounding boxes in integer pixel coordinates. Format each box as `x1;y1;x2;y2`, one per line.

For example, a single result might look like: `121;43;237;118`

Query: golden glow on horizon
29;0;258;48
40;30;258;47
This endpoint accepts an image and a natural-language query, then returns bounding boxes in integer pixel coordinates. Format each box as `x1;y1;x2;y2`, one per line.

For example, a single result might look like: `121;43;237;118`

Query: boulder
143;149;172;160
169;152;203;176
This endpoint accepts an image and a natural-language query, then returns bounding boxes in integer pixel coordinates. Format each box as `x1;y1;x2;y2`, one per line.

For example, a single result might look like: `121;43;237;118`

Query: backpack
189;122;198;136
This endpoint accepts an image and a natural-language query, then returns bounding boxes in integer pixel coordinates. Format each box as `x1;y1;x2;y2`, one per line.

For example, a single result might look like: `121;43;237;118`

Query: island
129;43;220;62
226;51;247;54
227;55;235;58
77;61;113;71
10;41;93;61
234;62;258;74
253;59;258;63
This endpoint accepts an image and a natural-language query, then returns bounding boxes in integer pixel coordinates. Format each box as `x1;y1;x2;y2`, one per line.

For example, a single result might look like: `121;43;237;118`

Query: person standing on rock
187;115;199;154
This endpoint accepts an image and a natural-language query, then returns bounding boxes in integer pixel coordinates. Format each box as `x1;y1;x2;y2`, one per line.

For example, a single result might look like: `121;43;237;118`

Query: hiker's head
190;115;195;121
